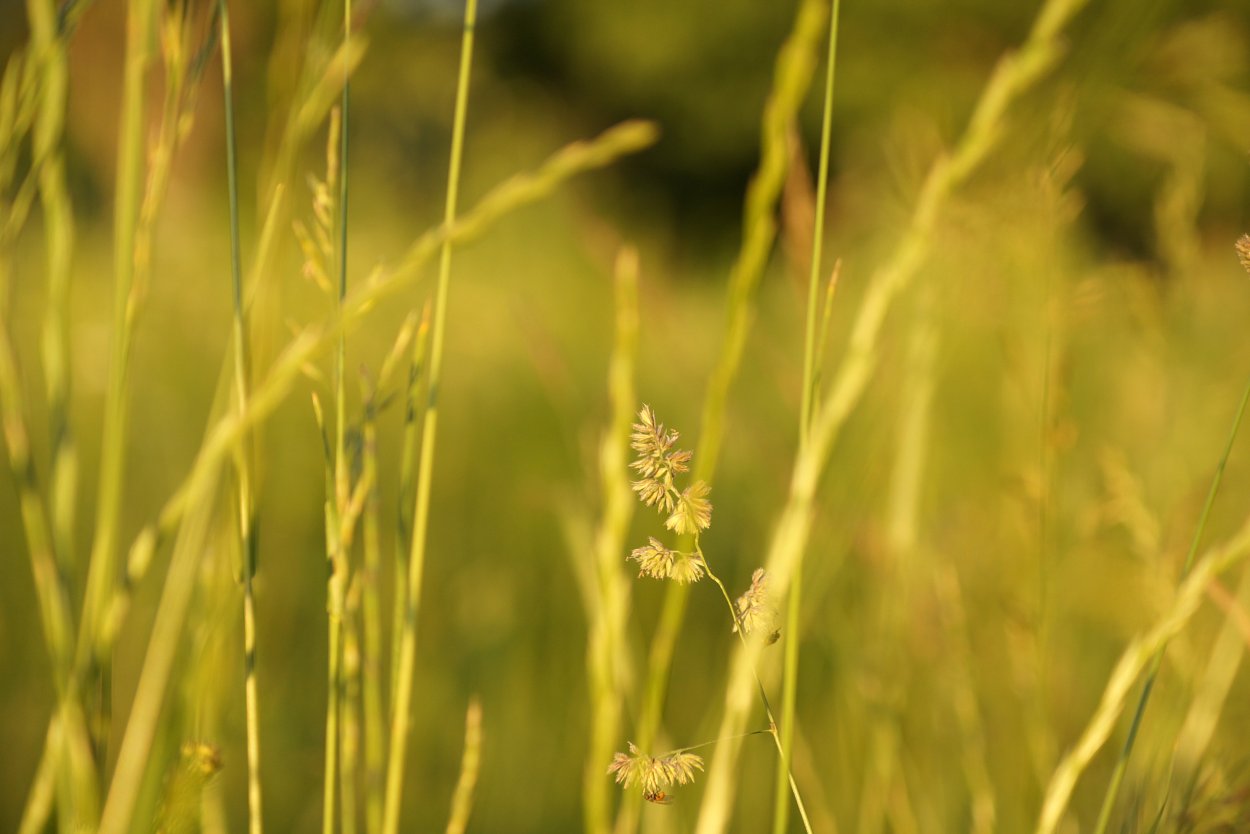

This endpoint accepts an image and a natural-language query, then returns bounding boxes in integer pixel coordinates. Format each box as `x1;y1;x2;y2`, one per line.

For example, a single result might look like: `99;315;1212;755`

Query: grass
5;1;1250;832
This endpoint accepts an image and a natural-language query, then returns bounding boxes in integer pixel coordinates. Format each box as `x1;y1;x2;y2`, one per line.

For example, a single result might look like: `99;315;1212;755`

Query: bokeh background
4;0;1250;831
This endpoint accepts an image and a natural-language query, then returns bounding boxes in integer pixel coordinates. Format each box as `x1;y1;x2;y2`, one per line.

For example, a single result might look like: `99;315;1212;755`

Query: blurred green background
4;0;1250;831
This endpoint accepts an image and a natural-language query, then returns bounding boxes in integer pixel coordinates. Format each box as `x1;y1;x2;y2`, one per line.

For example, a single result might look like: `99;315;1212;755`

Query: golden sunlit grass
4;0;1250;833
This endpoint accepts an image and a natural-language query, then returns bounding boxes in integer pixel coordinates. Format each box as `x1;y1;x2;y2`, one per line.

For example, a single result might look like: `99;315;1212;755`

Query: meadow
3;0;1250;832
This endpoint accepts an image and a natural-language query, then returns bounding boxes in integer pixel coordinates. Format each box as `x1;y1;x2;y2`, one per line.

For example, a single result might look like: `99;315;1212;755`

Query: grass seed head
628;538;705;584
1236;234;1250;274
630;405;695;514
733;568;773;635
665;479;712;535
608;742;705;795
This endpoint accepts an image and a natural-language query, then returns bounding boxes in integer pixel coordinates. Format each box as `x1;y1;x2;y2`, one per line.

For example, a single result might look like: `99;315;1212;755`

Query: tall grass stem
636;0;828;777
325;0;353;825
584;248;639;834
694;0;1092;827
217;3;265;832
777;1;841;831
444;698;483;834
27;0;79;581
382;2;476;831
80;0;159;767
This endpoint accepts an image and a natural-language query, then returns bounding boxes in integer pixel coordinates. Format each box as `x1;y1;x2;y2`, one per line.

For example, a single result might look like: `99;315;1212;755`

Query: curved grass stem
694;0;1094;828
695;545;814;834
1037;514;1250;834
1091;373;1250;834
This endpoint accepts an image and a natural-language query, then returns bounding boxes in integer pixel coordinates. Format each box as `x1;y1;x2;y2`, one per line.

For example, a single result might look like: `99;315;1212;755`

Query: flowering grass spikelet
625;405;712;582
607;742;705;796
629;405;693;514
628;538;705;584
1237;234;1250;274
669;552;706;584
666;479;712;535
629;538;677;580
733;567;772;635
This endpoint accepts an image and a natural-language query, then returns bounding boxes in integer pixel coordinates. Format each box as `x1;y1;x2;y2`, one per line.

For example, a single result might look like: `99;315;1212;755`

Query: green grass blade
217;2;265;832
382;2;477;830
776;1;841;832
583;247;640;834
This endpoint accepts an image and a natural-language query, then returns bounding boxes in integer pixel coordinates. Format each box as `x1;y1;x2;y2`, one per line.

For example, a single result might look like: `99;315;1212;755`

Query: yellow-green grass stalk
636;0;828;778
52;0;97;35
0;50;42;245
342;582;363;834
777;1;840;832
88;119;657;687
82;0;218;772
0;33;99;831
687;330;906;833
392;304;431;709
96;467;221;834
318;382;345;834
1171;564;1250;792
26;33;657;834
693;543;813;833
79;0;159;762
0;262;99;829
319;400;372;834
24;123;656;815
359;315;417;834
0;76;91;810
166;118;655;554
18;717;61;834
360;389;387;834
1035;513;1250;834
325;0;353;824
26;0;79;579
252;4;364;386
217;2;265;831
311;386;339;826
72;114;318;701
444;698;483;834
796;0;840;447
72;4;363;689
1091;373;1250;834
583;247;640;834
260;2;362;208
694;0;1093;827
382;1;477;830
810;262;839;407
64;31;354;708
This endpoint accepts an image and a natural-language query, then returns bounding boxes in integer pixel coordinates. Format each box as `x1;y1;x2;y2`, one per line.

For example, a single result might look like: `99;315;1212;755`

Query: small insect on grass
608;742;704;805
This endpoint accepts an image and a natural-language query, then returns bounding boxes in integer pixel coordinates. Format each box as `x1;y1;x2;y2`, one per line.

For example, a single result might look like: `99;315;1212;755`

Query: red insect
644;790;673;805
